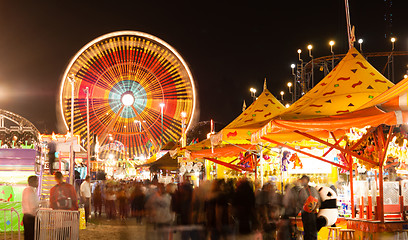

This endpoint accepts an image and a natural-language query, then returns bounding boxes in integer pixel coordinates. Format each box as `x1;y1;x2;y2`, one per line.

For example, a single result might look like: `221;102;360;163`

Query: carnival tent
211;87;285;144
176;86;284;174
358;76;408;112
251;47;399;165
148;152;178;171
277;47;393;120
251;48;407;223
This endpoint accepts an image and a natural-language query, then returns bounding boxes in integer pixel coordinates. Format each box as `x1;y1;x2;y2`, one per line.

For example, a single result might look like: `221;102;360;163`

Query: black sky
0;1;407;134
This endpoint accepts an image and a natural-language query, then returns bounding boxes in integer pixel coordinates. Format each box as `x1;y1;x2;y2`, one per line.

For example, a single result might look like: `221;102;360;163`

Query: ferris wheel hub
121;92;135;106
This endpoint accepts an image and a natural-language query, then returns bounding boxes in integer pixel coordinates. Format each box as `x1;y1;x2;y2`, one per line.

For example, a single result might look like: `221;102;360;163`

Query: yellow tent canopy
358;76;408;112
212;88;285;144
278;47;393;120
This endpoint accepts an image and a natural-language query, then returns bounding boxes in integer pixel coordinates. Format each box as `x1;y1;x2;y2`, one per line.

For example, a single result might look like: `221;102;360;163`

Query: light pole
297;49;306;95
84;87;90;177
181;112;187;147
287;82;293;103
67;74;75;185
83;88;91;219
358;39;363;52
291;64;297;102
250;88;257;102
329;40;335;70
159;103;165;148
307;44;314;88
390;37;396;83
280;91;284;102
297;49;302;62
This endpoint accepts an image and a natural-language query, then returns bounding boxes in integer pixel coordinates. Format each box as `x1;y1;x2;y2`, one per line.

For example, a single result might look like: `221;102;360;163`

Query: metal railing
0;207;20;240
34;209;79;240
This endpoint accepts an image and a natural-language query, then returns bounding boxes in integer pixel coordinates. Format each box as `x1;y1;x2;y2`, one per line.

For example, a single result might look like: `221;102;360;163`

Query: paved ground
79;216;262;240
80;217;146;240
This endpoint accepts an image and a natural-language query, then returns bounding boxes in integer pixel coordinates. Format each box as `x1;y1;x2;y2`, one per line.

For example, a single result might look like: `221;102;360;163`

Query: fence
0;208;20;240
34;209;79;240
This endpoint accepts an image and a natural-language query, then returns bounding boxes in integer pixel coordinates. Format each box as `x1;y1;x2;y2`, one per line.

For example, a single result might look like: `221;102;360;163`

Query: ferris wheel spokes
98;105;125;145
130;104;159;151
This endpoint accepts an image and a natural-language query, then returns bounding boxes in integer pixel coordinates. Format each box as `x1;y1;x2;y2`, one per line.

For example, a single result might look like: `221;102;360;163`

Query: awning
138;152;178;171
252;106;406;143
190;144;255;159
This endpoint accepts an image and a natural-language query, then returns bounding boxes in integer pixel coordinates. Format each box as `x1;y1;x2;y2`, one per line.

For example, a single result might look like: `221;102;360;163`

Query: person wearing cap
297;175;321;240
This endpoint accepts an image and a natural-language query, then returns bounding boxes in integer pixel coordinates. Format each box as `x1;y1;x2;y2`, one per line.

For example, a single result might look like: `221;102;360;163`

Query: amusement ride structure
59;31;196;160
0;109;39;148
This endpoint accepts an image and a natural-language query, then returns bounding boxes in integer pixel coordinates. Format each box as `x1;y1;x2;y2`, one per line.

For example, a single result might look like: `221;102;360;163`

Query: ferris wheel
59;31;196;159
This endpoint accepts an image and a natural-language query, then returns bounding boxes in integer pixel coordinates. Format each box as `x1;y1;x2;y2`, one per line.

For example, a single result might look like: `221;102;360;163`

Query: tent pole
293;130;378;166
344;0;354;49
348;153;355;218
377;125;394;223
378;165;384;223
259;143;263;186
254;154;257;184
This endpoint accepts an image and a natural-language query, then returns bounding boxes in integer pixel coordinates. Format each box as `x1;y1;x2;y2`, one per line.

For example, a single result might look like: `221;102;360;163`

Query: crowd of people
21;171;327;240
85;175;323;240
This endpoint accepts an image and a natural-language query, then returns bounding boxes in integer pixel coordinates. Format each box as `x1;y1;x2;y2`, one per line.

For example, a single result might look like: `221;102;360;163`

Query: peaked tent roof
358;76;408;112
214;88;285;143
277;47;394;120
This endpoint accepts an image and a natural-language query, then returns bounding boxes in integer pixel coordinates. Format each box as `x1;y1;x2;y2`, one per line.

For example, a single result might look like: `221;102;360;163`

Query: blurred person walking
145;183;174;240
234;179;256;236
117;186;128;220
93;183;103;217
22;175;40;240
131;183;145;223
297;175;321;240
80;175;92;222
256;182;282;240
278;183;299;240
105;185;117;219
50;171;78;210
47;140;56;175
205;179;233;240
173;181;199;240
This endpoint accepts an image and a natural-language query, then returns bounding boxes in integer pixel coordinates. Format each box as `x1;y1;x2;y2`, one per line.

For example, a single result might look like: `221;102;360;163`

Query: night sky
0;1;407;134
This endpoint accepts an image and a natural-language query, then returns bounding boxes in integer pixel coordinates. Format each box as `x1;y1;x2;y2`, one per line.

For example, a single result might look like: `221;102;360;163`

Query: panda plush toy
316;186;338;231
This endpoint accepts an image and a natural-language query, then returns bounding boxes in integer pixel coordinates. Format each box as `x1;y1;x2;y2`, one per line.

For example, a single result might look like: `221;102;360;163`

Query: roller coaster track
304;51;408;70
0;109;40;135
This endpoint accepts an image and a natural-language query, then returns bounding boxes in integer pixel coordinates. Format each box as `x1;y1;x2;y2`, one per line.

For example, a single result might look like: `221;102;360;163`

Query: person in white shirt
22;175;39;240
80;175;92;222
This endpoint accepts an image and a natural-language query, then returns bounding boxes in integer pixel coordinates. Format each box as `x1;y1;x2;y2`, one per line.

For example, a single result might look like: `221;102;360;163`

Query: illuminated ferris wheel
59;31;196;159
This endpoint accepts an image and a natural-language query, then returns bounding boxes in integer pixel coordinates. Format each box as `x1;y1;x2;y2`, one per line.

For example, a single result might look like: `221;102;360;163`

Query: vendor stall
252;48;408;238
